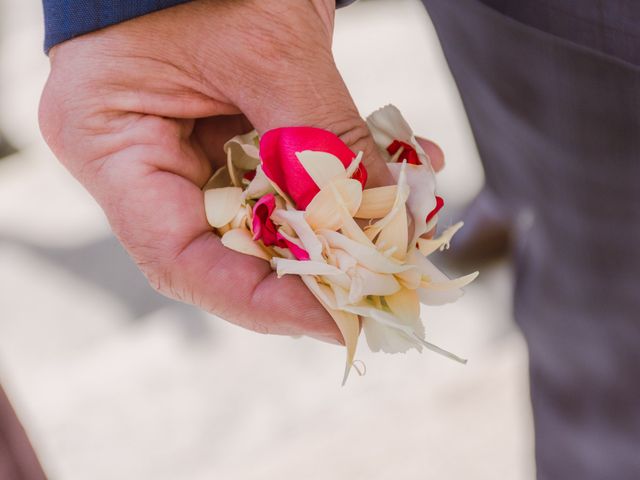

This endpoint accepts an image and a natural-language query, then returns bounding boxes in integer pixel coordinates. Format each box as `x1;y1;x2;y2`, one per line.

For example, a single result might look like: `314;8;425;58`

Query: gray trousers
422;0;640;478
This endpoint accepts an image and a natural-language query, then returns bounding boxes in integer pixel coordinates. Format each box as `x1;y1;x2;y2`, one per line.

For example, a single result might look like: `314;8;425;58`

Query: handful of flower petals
204;105;478;384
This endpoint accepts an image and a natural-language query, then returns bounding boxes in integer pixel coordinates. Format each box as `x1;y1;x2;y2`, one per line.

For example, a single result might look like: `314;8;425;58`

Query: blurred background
0;0;535;479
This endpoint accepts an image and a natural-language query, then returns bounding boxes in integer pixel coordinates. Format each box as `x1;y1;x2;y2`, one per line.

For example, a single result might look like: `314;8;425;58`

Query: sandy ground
0;1;535;479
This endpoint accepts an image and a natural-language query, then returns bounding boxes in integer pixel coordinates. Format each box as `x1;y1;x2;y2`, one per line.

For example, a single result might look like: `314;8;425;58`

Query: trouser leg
422;0;640;478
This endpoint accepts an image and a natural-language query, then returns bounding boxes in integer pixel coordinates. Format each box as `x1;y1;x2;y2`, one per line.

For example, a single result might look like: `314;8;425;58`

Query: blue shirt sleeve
43;0;195;53
43;0;359;53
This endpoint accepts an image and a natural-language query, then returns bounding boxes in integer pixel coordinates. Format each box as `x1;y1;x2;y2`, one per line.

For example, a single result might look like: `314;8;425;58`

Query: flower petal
301;275;360;385
417;221;464;256
355;186;397;219
243;166;275;200
221;228;271;261
305;178;363;231
271;209;323;261
203;166;232;191
297;151;347;189
224;131;261;170
204;187;243;228
387;163;437;244
362;319;421;354
260;127;362;209
366;105;430;166
272;258;345;277
320;230;413;274
252;194;279;245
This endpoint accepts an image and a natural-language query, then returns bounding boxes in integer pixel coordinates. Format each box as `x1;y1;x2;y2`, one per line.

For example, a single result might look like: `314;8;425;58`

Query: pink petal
277;233;311;261
252;194;279;246
260;127;367;209
252;193;311;260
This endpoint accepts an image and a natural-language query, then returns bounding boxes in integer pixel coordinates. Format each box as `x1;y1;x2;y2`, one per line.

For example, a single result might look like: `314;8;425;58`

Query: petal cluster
203;105;477;384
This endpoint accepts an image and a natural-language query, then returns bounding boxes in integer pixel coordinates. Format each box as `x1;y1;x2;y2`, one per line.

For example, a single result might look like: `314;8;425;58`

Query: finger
231;64;394;188
416;136;445;173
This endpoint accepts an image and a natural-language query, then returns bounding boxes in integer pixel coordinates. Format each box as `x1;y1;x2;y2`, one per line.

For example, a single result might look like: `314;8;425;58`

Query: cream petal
387;163;437;244
364;162;410;244
301;275;360;385
366;105;431;166
340;302;416;337
417;222;464;256
224;131;261;170
344;151;364;178
385;288;421;325
272;258;346;278
395;267;422;290
320;230;413;274
411;335;467;364
355;186;398;219
362;319;422;353
243;166;275;200
422;271;479;291
296;151;347;189
349;266;401;304
375;203;408;260
221;228;271;261
305;178;363;231
204;187;244;228
203;166;232;190
271;209;324;261
332;248;358;272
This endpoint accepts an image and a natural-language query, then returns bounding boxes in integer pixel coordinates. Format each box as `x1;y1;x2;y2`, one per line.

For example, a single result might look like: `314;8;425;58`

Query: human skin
39;0;444;344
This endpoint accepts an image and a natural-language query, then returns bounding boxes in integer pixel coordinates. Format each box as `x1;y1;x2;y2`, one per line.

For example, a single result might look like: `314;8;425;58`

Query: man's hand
39;0;397;343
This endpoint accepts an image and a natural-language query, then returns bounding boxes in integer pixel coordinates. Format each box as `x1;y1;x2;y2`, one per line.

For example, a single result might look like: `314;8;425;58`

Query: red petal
426;195;445;223
387;139;421;165
260;127;365;209
351;163;368;189
243;169;256;181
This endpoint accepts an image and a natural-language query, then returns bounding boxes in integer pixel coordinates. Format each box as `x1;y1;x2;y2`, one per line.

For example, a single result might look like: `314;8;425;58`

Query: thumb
234;64;393;188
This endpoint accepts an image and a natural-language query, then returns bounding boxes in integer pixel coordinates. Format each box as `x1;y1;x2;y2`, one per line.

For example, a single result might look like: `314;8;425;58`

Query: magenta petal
277;233;310;261
260;127;362;209
252;194;279;246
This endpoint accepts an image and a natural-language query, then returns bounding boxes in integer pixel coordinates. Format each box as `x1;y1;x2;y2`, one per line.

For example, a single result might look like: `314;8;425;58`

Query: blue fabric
43;0;359;53
44;0;194;52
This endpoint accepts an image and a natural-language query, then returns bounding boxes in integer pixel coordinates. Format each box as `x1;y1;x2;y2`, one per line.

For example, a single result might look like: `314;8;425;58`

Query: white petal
344;151;364;178
387;163;437;244
375;203;408;260
297;151;347;189
362;319;422;353
366;105;431;166
203;166;232;190
417;222;464;256
224;131;261;170
355;185;397;219
204;187;243;228
221;228;271;261
348;266;401;304
366;105;414;155
301;276;360;385
304;178;363;231
271;209;324;262
385;288;421;326
320;230;413;274
243;166;275;200
272;258;346;278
